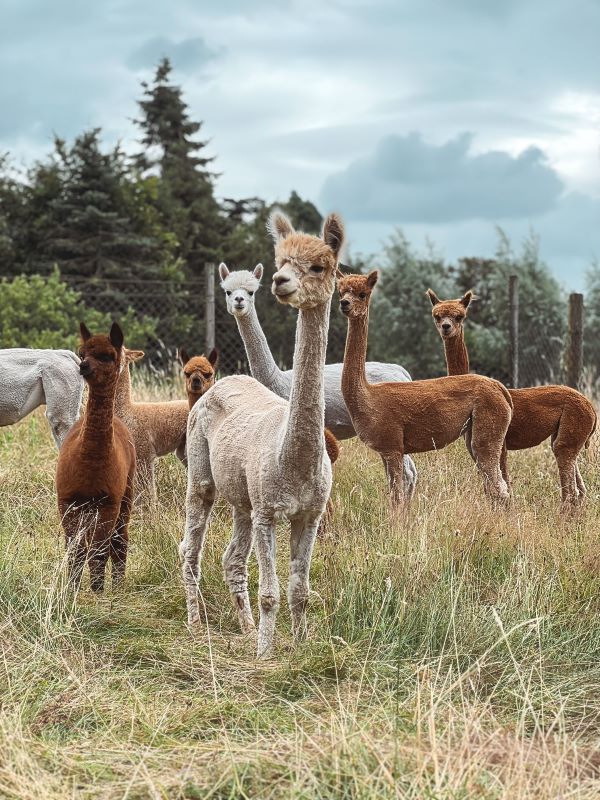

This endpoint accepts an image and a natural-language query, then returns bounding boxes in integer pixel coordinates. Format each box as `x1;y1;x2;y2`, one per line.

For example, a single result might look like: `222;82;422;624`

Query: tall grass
1;389;600;798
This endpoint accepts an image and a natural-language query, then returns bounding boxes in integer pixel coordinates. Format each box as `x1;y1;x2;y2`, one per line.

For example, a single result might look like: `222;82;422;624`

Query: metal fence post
565;292;584;390
205;262;215;353
508;274;519;388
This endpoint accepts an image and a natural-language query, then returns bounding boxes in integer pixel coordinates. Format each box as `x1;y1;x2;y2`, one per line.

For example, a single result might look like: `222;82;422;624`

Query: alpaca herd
2;210;597;659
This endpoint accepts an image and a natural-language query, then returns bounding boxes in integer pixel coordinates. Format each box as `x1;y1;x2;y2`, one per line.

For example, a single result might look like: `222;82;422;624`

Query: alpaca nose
235;296;244;304
340;298;350;309
442;322;451;332
273;273;289;288
79;360;91;376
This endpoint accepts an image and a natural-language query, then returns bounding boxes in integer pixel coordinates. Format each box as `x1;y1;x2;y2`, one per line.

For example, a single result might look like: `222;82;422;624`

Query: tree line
1;58;598;384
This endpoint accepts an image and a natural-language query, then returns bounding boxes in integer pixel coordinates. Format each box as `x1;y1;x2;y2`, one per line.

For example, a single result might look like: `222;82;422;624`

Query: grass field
2;383;600;799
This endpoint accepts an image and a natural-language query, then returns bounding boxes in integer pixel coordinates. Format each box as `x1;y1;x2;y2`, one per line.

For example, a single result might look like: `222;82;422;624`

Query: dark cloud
320;132;564;224
127;36;220;72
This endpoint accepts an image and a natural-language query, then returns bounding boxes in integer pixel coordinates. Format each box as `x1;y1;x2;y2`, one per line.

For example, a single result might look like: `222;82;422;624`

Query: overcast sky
3;0;600;288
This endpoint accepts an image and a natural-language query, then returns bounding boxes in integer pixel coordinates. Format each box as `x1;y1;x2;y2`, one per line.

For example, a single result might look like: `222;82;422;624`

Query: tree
134;58;224;275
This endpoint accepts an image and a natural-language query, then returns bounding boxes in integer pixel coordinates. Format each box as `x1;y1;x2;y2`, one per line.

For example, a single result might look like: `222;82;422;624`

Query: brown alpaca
56;323;136;591
338;271;513;507
177;347;218;409
114;349;189;502
427;288;597;508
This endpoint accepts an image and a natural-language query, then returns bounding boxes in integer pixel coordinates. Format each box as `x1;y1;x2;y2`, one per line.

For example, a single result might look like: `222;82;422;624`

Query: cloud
127;36;221;73
320;132;564;224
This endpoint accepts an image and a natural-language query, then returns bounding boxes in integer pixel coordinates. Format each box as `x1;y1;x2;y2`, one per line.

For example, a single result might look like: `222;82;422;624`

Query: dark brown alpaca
338;271;513;508
427;289;597;508
177;347;218;409
56;323;136;591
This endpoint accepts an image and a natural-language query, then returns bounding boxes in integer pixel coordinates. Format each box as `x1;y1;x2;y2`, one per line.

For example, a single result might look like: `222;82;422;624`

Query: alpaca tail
500;383;514;411
585;407;597;449
324;428;340;465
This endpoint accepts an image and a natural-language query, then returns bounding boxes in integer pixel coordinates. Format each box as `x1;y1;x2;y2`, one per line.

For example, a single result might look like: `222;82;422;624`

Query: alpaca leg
222;508;256;633
61;504;87;590
253;512;279;659
110;479;134;589
470;424;509;501
176;436;187;467
135;459;156;507
179;434;215;628
402;456;418;501
575;462;586;499
381;453;407;509
289;515;320;641
552;445;578;510
500;443;511;489
88;506;118;594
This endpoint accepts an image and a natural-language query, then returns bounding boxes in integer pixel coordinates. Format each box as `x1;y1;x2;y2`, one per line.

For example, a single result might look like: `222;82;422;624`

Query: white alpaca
181;211;343;658
0;349;83;447
219;262;418;497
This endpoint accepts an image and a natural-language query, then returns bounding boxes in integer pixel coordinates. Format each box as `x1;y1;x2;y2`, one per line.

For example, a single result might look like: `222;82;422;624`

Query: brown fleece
338;272;512;508
427;288;597;508
114;348;188;502
56;323;136;592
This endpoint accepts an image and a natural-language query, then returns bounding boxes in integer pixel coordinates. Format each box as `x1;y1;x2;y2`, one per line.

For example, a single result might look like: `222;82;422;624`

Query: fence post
565;292;584;390
205;262;216;352
508;274;519;388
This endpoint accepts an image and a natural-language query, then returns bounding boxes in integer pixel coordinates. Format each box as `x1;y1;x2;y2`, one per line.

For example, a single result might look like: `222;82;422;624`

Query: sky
2;0;600;289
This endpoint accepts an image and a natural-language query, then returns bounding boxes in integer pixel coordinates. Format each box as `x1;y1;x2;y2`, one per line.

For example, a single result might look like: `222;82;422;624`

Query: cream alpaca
181;211;343;658
114;349;188;502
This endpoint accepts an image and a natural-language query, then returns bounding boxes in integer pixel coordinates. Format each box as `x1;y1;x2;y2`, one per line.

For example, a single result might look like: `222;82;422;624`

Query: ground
1;380;600;799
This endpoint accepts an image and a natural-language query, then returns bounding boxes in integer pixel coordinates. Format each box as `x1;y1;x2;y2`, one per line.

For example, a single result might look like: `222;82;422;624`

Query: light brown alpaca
177;347;218;409
114;348;188;502
427;288;597;508
338;271;513;507
56;323;136;591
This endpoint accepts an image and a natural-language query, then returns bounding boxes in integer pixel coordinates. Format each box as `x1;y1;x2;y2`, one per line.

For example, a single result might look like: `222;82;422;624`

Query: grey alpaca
218;263;417;496
0;348;83;447
180;210;343;658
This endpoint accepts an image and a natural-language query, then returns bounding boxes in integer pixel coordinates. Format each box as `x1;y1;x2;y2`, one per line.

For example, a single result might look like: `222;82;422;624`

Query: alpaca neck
280;299;331;469
80;381;117;460
236;307;287;394
341;312;371;411
444;330;469;375
114;364;133;413
187;392;200;410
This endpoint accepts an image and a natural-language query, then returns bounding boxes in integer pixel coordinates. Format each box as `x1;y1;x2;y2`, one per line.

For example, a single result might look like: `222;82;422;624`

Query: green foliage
0;269;157;349
584;259;600;381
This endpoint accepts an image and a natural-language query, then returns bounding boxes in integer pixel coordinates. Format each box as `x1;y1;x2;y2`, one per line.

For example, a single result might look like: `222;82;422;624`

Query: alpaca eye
248;291;254;296
202;372;212;379
359;293;366;300
310;265;324;273
434;315;441;322
226;291;231;296
456;315;464;323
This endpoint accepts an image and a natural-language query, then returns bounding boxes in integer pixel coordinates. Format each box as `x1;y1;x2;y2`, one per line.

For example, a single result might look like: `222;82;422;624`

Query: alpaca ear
366;270;379;289
253;263;264;281
178;347;190;366
335;267;345;280
79;322;92;342
208;347;219;367
322;213;345;256
426;288;441;307
218;262;230;281
267;210;294;242
461;290;474;309
129;350;145;363
109;322;124;351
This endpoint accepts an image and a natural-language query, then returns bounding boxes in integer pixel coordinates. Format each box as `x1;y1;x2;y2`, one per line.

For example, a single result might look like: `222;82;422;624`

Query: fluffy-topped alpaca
177;347;218;409
0;348;83;447
181;211;343;658
219;262;416;496
338;271;513;507
56;323;136;591
427;289;597;508
114;348;188;502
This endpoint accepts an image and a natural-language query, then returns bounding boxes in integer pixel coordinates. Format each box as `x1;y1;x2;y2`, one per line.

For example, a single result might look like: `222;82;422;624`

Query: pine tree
134;57;224;275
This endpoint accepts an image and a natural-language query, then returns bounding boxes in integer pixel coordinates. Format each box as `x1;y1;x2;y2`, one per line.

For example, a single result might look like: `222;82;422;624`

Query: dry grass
1;379;600;798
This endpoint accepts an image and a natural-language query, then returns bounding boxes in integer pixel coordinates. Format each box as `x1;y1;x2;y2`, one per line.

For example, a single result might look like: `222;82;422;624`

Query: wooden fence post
205;262;215;353
508;274;519;388
565;292;584;390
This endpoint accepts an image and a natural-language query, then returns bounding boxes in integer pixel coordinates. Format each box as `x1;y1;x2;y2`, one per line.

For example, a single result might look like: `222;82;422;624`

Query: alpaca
427;288;597;508
114;348;188;502
0;348;83;447
338;271;513;507
219;262;417;497
181;211;343;658
177;347;218;409
56;323;136;591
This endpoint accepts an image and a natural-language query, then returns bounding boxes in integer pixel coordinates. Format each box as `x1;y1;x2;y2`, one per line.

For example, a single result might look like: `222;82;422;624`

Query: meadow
1;378;600;799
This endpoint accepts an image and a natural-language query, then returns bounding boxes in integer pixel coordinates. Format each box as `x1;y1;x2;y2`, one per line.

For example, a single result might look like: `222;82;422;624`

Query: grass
1;384;600;798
